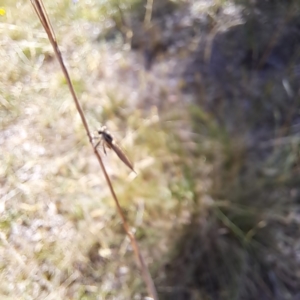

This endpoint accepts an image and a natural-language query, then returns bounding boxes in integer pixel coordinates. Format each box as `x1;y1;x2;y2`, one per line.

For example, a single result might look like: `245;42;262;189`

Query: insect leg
94;136;106;156
94;139;101;149
103;142;107;155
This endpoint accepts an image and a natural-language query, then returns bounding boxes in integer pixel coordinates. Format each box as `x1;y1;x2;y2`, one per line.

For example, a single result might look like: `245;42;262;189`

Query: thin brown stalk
30;1;158;299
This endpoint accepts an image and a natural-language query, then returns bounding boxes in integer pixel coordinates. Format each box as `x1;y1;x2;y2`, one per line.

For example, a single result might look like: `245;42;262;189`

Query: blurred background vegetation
1;0;300;299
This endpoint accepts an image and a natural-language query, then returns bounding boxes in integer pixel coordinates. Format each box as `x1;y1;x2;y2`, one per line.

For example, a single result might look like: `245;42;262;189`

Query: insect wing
110;141;135;172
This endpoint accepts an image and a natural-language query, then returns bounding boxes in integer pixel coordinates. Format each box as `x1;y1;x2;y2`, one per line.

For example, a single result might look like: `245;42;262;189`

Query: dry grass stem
144;0;154;28
30;0;158;299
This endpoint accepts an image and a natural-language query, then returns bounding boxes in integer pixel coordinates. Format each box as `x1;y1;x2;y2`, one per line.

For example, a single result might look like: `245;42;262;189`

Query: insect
95;126;135;173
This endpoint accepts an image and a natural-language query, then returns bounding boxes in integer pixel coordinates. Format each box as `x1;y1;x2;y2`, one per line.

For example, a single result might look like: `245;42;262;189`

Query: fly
95;126;135;173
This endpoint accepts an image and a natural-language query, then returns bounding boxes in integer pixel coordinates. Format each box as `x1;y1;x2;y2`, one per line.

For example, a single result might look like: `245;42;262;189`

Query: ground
1;0;300;299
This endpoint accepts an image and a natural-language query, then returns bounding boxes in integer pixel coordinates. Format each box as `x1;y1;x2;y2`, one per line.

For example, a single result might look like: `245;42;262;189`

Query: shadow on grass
156;2;300;299
157;106;300;299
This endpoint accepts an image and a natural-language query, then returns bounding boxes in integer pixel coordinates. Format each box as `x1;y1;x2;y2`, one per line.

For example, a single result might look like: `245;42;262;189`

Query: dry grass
0;0;188;299
2;0;300;299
